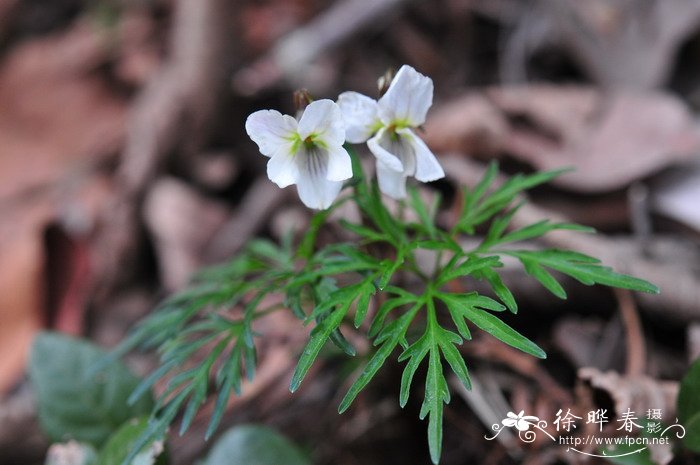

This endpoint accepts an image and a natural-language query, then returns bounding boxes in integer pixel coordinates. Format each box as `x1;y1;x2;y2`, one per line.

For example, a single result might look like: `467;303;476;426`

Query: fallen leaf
0;20;125;202
578;367;678;424
489;85;700;192
651;161;700;232
0;21;126;392
423;92;508;156
143;177;229;290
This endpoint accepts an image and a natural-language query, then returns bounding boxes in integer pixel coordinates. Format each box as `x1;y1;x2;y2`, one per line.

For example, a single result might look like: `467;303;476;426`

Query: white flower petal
297;99;345;146
399;128;444;182
377;65;433;127
337;91;380;143
267;149;299;188
367;128;406;173
326;145;353;182
245;109;298;157
502;419;517;427
376;160;408;199
297;177;343;210
294;145;343;209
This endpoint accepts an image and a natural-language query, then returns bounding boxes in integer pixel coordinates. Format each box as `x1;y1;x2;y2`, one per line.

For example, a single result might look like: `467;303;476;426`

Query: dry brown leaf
423;92;509;156
578;367;678;423
489;85;700;192
0;20;126;201
579;368;680;464
0;203;48;394
143;178;229;290
0;21;126;392
651;162;700;232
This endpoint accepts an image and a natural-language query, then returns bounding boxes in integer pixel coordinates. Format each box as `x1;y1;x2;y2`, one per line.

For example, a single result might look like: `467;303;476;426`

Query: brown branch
91;0;235;299
615;289;646;377
232;0;412;95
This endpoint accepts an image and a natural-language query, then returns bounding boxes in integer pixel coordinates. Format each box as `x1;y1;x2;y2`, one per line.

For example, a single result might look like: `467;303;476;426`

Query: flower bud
293;89;314;113
377;68;395;97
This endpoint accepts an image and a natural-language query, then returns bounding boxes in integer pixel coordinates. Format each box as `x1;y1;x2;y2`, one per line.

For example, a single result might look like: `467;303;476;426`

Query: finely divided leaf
508;249;660;295
339;306;420;413
437;292;545;358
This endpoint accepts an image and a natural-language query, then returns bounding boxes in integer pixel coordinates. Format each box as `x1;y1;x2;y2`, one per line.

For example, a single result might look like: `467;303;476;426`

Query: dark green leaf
508;250;659;295
339;306;420;413
290;299;354;392
480;268;517;313
339;220;387;242
368;294;418;338
95;417;165;465
437;293;544;358
520;257;567;299
353;280;376;328
499;221;594;244
679;357;700;452
29;332;154;447
409;186;437;239
437;256;502;285
378;250;405;290
205;425;310;465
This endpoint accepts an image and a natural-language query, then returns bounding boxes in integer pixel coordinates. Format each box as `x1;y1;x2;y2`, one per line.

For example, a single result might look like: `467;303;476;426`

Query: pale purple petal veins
367;128;406;173
337;91;380;143
398;128;444;182
377;65;434;127
245;109;298;157
295;146;343;209
326;145;353;182
297;99;345;147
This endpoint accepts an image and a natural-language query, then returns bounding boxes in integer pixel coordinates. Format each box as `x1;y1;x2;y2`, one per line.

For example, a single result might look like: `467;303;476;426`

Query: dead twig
615;289;646;377
91;0;235;300
232;0;411;95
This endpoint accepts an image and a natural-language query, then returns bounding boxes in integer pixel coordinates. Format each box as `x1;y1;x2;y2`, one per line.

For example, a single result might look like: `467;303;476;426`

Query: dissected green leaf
353;280;376;328
340;220;388;243
499;221;594;244
339;305;420;413
409;186;438;239
507;249;659;296
480;268;517;313
29;332;154;447
290;298;355;392
437;255;502;285
368;293;419;338
460;165;568;232
437;293;544;358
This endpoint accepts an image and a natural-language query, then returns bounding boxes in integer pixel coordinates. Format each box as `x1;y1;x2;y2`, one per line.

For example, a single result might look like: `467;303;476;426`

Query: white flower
337;65;444;199
502;411;540;432
245;99;353;210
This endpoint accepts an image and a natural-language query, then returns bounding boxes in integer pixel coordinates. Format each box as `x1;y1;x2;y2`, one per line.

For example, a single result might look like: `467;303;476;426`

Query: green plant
113;154;657;464
678;356;700;453
29;332;165;465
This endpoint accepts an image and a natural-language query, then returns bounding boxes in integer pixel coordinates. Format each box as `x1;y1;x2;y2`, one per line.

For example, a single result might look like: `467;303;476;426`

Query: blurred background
1;0;700;464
